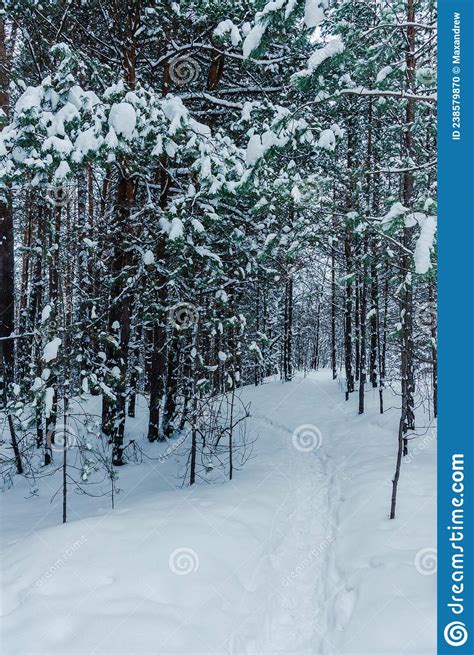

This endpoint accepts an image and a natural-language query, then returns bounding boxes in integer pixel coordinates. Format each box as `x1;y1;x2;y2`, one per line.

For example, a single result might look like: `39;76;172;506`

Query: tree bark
0;18;22;473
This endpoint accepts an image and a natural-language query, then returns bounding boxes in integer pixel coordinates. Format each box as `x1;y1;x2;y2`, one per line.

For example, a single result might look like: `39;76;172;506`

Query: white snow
41;304;52;323
376;65;393;83
42;337;62;363
0;373;435;655
214;20;241;45
246;133;265;164
73;127;103;161
214;19;233;37
318;128;336;150
294;37;345;80
230;25;242;46
191;218;205;233
414;214;437;274
242;0;291;59
165;139;178;158
55;102;81;134
381;201;408;229
108;102;137;139
53;160;71;181
110;366;121;379
168;217;184;240
44;386;55;418
15;86;42;113
242;23;266;59
43;136;73;156
304;0;325;28
105;127;119;149
194;245;221;262
245;130;288;165
291;185;302;202
151;135;163;157
162;96;188;135
143;250;155;265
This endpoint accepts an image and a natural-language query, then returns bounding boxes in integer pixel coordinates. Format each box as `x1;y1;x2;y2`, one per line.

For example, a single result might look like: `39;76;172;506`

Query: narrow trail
236;373;352;654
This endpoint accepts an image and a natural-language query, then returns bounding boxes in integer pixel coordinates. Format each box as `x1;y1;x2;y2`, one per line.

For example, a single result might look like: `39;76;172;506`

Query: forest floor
0;371;436;655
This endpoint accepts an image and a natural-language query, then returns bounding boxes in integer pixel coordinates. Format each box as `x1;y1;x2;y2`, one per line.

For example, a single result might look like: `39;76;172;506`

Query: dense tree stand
0;0;436;521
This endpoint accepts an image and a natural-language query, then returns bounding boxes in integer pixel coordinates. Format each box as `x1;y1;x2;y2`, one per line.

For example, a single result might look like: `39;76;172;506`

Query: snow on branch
339;87;436;104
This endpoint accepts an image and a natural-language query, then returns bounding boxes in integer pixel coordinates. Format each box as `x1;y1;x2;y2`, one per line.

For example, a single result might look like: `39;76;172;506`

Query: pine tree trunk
400;0;417;455
331;239;337;380
358;238;368;414
283;276;293;381
390;0;417;518
45;200;62;465
0;17;22;473
344;232;355;398
354;278;360;383
103;173;135;465
162;331;180;438
254;278;261;386
344;116;355;398
103;0;140;465
369;256;378;389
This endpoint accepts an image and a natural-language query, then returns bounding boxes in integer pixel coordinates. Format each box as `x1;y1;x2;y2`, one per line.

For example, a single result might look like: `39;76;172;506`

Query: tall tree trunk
344;115;355;398
254;278;261;385
105;174;135;466
369;256;378;389
344;232;355;398
331;237;337;380
283;275;293;381
390;0;417;517
103;5;139;464
400;1;417;454
354;278;360;382
45;199;62;466
358;238;368;414
0;17;22;473
162;331;180;438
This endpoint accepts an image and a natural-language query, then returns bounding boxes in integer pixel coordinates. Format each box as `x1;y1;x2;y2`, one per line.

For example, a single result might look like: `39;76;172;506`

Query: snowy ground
0;371;436;655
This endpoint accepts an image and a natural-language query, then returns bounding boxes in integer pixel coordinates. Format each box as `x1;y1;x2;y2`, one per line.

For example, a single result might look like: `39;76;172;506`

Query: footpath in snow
0;371;436;654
